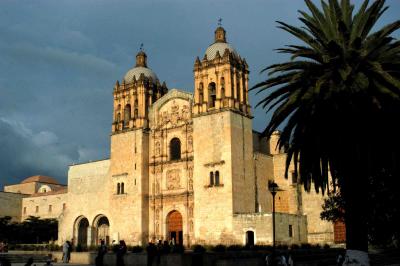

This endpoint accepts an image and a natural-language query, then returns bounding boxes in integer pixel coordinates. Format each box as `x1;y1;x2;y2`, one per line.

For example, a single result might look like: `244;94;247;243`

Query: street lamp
268;181;279;264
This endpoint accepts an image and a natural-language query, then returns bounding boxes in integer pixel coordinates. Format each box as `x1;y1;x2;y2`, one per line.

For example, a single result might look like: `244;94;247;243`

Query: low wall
7;249;344;266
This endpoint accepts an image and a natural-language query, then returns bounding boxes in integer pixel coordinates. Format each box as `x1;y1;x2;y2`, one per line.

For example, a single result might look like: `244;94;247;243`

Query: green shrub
227;245;243;251
192;244;205;253
323;244;330;249
75;244;88;252
300;243;312;249
130;245;144;253
211;244;226;252
290;244;300;250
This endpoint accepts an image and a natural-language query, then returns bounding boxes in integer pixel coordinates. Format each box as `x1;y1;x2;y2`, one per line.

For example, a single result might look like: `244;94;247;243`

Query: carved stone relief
157;100;191;128
166;169;181;190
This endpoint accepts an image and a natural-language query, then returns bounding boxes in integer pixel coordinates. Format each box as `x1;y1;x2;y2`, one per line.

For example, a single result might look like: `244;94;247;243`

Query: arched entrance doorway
167;211;183;245
75;217;89;246
94;215;110;245
245;231;255;246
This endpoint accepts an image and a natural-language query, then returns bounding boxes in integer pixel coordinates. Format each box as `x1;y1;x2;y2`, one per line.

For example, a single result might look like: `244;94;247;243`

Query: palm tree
252;0;400;264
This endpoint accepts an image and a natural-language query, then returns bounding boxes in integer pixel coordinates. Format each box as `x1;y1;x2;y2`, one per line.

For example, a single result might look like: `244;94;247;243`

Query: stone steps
0;253;50;263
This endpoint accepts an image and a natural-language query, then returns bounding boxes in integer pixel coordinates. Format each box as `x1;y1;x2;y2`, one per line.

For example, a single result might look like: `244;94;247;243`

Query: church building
1;26;342;247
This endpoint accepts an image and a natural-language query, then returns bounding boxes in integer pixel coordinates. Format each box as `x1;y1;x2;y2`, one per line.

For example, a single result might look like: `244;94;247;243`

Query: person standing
62;241;70;263
115;240;127;266
146;242;156;266
96;240;107;266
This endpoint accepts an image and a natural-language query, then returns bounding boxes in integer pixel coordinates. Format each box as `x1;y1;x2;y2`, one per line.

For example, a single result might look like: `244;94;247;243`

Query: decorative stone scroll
166;169;181;190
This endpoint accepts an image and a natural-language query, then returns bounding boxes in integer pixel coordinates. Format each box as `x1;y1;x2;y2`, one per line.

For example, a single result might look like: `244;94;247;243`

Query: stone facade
0;192;26;221
0;26;337;247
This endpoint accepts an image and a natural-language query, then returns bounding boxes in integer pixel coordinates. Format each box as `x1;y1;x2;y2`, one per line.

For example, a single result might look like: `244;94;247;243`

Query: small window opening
215;171;220;185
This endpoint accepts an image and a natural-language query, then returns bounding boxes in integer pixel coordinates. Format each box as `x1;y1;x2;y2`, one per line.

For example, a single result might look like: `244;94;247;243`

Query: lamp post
268;181;279;265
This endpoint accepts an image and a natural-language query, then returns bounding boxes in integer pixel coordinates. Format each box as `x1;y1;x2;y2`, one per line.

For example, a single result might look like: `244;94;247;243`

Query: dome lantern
136;50;147;67
214;26;226;43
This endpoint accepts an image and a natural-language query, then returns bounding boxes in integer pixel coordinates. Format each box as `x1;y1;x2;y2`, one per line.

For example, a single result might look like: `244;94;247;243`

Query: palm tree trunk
341;161;370;265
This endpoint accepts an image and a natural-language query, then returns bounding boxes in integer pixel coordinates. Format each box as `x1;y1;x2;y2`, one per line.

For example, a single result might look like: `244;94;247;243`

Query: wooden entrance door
167;211;183;244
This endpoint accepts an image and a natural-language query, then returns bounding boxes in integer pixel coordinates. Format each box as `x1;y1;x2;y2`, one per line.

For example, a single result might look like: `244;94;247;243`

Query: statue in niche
166;169;181;190
188;178;193;191
156;181;160;194
188;136;193;152
155;142;161;156
190;221;193;232
182;105;190;120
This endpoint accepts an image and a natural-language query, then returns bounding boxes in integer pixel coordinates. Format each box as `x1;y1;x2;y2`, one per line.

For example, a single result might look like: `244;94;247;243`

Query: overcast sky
1;0;399;187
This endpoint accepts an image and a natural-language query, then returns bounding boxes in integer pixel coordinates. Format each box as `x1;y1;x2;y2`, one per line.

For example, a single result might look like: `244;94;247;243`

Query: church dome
123;50;159;83
205;42;237;60
204;25;238;60
21;175;59;185
124;66;158;83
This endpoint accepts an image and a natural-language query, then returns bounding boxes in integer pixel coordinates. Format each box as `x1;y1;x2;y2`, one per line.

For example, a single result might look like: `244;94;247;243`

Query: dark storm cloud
1;0;399;188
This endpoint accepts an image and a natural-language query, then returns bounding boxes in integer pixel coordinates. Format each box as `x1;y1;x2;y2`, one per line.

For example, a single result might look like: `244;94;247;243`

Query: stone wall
0;192;25;221
4;182;37;195
109;129;149;245
233;212;307;245
301;189;334;244
57;159;110;245
192;111;235;244
21;191;67;220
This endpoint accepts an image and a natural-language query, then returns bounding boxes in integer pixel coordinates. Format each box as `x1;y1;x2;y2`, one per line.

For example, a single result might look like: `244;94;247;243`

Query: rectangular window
48;205;52;213
291;172;297;184
289;224;293;237
23;207;26;214
35;206;39;213
63;203;66;210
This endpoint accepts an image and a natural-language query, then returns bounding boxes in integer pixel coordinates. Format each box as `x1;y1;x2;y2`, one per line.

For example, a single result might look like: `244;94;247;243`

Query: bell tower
191;25;255;243
108;50;167;245
112;50;167;132
193;26;250;116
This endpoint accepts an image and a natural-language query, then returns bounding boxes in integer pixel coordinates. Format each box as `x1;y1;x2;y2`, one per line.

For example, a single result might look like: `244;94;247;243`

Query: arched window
208;82;216;108
117;183;120;194
210;172;214;186
170;138;181;160
220;77;225;100
116;113;121;123
199;83;204;104
134;99;139;118
124;104;131;126
121;182;125;194
236;75;241;102
215;171;220;185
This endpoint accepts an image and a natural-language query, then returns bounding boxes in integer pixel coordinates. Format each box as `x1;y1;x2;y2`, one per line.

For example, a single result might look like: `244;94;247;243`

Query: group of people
0;241;8;253
95;239;127;266
265;252;294;266
146;239;180;266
